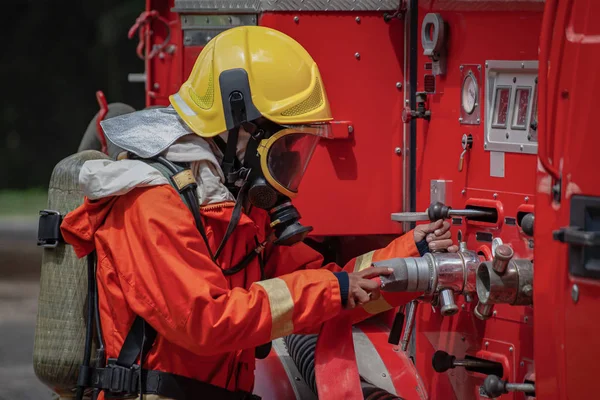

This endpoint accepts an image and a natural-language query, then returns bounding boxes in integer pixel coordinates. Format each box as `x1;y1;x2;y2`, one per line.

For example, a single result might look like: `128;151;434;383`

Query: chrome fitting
477;259;533;306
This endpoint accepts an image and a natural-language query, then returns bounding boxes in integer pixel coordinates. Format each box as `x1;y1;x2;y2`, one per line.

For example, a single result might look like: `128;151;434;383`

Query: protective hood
84;106;249;206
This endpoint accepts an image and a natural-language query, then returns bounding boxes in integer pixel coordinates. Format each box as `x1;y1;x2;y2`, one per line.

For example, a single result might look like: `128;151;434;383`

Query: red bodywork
110;0;598;398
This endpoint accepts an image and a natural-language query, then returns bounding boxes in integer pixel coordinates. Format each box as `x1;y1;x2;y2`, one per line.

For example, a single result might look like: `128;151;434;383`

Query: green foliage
1;0;145;190
0;189;48;217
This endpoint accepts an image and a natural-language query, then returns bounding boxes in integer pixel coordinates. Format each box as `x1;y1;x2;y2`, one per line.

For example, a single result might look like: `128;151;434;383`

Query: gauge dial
461;72;478;114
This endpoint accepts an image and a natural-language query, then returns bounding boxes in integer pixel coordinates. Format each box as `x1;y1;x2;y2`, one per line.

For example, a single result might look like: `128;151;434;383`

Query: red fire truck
58;0;600;398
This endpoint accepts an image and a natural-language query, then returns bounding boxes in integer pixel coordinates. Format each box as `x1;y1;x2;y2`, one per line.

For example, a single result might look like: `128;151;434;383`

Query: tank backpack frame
36;153;261;400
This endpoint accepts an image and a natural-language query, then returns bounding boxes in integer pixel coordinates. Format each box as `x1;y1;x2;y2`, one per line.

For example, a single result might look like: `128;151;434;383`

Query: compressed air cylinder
33;150;108;396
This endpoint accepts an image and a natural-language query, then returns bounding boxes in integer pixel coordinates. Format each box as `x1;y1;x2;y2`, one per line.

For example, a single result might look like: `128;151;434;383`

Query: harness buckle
37;210;63;248
100;359;139;397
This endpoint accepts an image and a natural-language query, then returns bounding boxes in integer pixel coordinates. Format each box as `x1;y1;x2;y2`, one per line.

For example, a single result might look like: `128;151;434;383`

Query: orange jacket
61;184;419;395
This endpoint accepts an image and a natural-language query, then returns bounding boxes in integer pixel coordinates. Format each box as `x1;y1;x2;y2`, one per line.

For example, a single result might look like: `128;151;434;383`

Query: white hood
80;133;254;205
83;106;252;205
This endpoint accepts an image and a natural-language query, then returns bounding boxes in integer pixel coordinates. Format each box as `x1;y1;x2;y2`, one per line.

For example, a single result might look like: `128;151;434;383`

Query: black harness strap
89;366;260;400
116;316;157;368
221;127;241;183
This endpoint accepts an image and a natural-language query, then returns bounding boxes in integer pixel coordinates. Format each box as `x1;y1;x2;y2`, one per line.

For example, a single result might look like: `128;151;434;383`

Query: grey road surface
0;218;57;399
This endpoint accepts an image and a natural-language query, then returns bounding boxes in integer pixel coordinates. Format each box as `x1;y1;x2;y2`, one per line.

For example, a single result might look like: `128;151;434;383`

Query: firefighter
61;26;456;399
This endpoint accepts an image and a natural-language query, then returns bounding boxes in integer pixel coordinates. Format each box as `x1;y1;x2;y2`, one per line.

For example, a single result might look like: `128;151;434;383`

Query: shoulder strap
117;315;157;368
142;158;216;261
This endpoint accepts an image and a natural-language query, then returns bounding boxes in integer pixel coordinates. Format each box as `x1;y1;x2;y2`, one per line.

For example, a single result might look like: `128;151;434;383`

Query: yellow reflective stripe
363;297;393;315
256;278;295;339
353;250;375;272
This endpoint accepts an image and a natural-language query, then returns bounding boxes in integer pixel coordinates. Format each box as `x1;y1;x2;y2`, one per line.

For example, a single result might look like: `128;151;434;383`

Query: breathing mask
233;120;331;245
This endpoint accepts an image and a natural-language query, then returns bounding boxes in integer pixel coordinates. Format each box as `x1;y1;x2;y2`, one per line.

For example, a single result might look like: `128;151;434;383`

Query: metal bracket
421;13;447;76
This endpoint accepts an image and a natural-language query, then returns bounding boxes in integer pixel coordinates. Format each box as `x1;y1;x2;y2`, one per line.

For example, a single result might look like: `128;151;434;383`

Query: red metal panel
534;0;600;398
253;13;406;236
146;0;183;107
413;6;541;399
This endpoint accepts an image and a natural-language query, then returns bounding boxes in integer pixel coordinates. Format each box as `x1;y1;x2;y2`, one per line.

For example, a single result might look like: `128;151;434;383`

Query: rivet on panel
461;304;466;310
484;144;488;149
461;189;466;196
493;310;497;317
524;316;529;323
382;373;387;377
521;62;525;68
394;147;402;155
513;77;517;83
520;145;524;151
485;341;489;348
493;193;498;199
294;16;300;23
572;284;579;303
405;99;410;104
509;346;514;353
525;196;530;203
355;52;361;59
485;63;489;68
459;117;463;123
520;361;525;367
153;83;160;90
355;16;361;23
476;118;480;124
506;132;510;139
460;65;464;71
477;65;482;71
396;82;403;89
348;125;354;134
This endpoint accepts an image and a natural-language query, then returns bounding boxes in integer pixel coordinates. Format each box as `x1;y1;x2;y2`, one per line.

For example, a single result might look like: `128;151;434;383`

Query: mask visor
259;124;332;196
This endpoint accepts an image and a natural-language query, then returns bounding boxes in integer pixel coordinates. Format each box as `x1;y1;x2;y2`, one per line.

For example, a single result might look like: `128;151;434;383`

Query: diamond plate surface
173;0;400;12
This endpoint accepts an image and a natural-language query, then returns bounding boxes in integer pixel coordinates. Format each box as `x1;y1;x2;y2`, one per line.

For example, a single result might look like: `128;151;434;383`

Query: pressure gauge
461;72;478;115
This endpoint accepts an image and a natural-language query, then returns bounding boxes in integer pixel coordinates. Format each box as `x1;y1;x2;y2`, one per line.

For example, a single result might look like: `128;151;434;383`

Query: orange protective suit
61;184;419;395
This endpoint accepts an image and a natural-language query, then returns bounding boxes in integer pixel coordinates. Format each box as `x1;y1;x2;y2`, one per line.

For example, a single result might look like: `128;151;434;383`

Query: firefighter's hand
346;267;394;309
414;219;459;253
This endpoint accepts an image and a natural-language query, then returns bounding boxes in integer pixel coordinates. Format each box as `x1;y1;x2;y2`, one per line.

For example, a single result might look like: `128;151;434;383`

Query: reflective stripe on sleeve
255;278;295;339
353;250;375;272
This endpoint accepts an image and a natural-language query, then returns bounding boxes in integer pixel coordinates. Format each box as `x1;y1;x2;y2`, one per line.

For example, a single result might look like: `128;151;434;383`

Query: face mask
238;120;331;246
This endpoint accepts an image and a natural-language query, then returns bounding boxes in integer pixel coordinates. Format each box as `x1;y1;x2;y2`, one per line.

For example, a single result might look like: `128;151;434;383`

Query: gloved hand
414;219;458;253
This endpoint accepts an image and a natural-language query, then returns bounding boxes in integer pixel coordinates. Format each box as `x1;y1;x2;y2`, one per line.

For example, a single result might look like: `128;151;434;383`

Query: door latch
458;134;473;172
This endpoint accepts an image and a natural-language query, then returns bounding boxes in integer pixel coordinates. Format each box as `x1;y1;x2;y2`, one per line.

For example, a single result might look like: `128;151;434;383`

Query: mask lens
266;133;320;192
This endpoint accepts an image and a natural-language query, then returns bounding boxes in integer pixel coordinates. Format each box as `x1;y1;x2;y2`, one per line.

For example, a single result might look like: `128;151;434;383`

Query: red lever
128;10;172;60
95;91;109;154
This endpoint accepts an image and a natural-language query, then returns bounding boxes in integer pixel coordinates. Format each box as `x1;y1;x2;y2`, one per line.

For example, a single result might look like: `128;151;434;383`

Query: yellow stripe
353;250;375;272
363;297;393;315
256;278;295;339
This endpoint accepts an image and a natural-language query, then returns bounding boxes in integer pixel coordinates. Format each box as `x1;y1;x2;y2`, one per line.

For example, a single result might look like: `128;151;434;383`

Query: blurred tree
1;0;145;190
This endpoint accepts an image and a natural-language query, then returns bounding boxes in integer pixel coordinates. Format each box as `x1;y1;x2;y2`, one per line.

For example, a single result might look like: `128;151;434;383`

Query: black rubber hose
362;381;403;400
76;253;96;400
284;334;318;394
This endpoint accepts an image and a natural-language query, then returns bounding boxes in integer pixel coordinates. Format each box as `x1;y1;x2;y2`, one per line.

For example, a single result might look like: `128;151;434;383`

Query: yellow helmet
170;26;333;137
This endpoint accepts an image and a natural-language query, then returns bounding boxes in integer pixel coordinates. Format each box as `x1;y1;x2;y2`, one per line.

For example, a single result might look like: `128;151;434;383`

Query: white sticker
490;151;505;178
